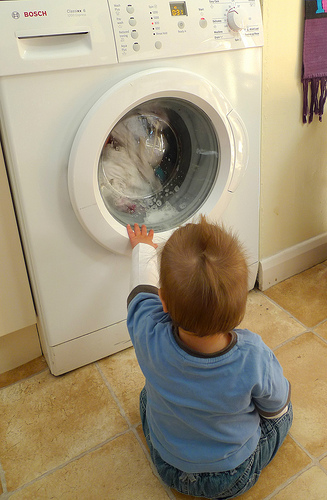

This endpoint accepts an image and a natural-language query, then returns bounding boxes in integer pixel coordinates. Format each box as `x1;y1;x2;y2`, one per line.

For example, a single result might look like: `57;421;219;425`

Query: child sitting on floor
126;217;292;499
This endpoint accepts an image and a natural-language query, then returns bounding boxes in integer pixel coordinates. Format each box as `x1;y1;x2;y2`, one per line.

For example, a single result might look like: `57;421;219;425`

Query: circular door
68;68;248;254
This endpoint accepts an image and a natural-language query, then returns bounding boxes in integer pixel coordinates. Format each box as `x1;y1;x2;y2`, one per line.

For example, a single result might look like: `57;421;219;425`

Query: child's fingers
133;223;141;236
126;224;157;249
126;224;134;239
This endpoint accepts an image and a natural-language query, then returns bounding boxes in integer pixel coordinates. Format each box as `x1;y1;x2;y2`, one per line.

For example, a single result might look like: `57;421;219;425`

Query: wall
260;1;327;261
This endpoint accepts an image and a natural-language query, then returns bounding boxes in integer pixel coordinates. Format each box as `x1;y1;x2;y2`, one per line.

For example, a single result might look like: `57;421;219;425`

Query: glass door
98;97;219;232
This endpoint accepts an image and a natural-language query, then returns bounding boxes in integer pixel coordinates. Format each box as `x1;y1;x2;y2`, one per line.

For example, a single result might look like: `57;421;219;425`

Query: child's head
159;215;248;336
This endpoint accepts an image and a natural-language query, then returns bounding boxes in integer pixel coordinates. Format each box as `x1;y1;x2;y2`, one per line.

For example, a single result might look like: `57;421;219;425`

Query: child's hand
127;223;158;249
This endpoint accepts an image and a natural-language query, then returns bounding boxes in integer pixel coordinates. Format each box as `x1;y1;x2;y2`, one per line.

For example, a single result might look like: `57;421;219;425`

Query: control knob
227;7;247;32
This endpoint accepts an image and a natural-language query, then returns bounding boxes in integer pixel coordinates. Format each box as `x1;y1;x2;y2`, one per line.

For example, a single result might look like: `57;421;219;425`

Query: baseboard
258;232;327;291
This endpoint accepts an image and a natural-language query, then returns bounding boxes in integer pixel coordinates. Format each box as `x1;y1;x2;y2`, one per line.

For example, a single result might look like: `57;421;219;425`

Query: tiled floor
1;261;327;499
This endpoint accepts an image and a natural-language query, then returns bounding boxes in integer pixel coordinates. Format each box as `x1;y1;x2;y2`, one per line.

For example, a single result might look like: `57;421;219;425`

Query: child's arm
253;349;291;420
127;224;159;293
126;226;164;355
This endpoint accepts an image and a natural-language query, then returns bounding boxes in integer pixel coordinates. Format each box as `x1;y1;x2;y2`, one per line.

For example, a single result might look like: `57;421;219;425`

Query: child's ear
158;288;168;313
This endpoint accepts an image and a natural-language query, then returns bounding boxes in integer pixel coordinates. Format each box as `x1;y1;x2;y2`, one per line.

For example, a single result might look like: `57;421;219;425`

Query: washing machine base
40;320;132;376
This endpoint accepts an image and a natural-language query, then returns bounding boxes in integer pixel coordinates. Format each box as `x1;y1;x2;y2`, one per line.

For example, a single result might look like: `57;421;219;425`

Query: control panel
108;0;263;63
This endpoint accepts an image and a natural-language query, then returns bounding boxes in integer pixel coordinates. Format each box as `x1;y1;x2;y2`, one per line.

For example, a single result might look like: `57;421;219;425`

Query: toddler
126;217;292;499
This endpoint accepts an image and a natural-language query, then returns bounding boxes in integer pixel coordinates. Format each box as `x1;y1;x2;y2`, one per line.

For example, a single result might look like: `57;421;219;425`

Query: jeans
140;387;293;499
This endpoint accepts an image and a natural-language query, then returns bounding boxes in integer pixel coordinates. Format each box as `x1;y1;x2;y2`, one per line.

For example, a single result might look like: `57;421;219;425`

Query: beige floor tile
275;332;327;456
239;290;305;349
263;264;327;327
0;364;128;491
10;432;170;500
271;466;327;500
137;427;310;500
313;319;327;340
320;456;327;471
98;347;145;425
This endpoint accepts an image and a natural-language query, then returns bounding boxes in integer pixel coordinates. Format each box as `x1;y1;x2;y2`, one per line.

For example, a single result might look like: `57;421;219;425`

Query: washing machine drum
98;98;218;232
68;69;248;254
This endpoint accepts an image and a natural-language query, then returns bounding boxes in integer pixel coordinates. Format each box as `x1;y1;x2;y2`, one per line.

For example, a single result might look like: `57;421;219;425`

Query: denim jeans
140;387;293;499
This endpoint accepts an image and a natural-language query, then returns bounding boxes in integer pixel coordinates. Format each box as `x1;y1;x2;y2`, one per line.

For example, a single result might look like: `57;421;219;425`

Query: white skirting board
258;232;327;291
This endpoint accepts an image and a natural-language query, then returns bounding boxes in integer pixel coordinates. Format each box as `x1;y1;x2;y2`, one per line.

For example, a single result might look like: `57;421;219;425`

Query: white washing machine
0;0;263;375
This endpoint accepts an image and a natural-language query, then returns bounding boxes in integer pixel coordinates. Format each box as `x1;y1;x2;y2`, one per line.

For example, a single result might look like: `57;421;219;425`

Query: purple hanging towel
302;0;327;123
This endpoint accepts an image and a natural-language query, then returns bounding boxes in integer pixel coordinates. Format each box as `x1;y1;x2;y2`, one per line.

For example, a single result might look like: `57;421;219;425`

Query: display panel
98;97;219;232
169;2;187;16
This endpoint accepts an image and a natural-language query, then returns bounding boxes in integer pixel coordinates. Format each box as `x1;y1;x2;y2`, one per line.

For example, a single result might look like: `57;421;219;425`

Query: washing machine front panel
68;68;248;254
0;0;262;374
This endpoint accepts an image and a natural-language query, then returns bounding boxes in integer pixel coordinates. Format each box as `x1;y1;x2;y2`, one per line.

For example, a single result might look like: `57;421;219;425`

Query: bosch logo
24;11;47;17
12;11;20;19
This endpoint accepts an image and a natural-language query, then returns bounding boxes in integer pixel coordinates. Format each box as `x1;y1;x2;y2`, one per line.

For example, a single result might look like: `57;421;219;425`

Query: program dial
227;8;247;32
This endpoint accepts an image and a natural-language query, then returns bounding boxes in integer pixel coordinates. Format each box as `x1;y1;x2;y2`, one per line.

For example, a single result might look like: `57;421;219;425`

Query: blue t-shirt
127;289;290;473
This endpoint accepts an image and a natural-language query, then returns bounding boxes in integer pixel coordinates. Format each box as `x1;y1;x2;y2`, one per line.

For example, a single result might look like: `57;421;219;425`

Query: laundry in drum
99;106;177;215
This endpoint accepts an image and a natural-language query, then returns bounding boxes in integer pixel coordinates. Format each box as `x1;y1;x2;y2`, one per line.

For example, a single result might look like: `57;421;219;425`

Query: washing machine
0;0;263;375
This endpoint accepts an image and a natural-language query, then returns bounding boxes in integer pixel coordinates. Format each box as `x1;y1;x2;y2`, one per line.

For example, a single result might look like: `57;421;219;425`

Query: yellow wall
260;1;327;259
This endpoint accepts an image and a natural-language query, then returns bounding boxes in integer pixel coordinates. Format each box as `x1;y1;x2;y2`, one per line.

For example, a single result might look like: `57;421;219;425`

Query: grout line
288;432;316;461
247;288;327;498
260;431;315;499
266;450;327;499
250;289;311;351
130;425;176;500
257;287;327;334
2;362;136;499
254;288;308;329
262;424;327;498
2;429;133;499
95;363;175;499
311;330;327;345
95;361;133;428
310;316;327;329
254;288;327;348
271;330;310;352
263;464;316;500
289;432;327;472
0;459;8;497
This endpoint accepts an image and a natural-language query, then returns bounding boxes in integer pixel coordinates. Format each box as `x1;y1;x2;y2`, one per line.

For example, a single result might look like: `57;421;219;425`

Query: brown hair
159;215;248;336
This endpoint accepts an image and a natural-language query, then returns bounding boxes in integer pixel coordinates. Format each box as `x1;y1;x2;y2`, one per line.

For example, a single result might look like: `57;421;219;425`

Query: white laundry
100;111;168;213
